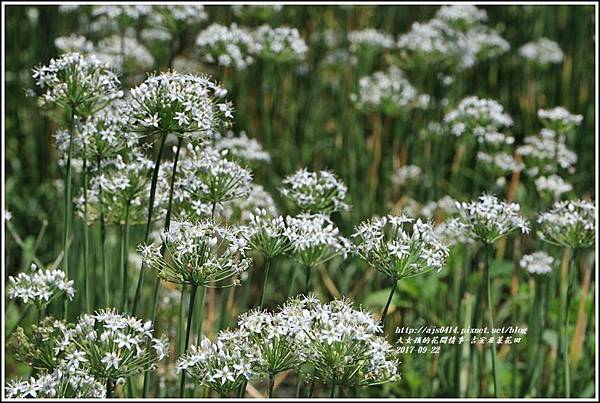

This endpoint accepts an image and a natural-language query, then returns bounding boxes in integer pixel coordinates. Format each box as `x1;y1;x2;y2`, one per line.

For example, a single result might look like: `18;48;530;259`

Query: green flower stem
484;242;499;398
563;248;577;398
131;132;167;317
142;136;182;398
82;151;91;312
381;277;397;327
179;284;198;398
330;378;336;398
305;265;312;295
120;201;131;312
258;257;271;307
522;276;546;396
195;287;207;345
106;378;115;398
268;374;275;398
97;157;109;307
62;110;75;320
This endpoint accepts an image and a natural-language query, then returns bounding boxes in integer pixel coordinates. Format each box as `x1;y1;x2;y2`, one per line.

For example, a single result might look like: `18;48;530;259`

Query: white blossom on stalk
177;330;258;395
351;66;429;115
227;184;278;223
5;368;105;398
70;309;168;380
250;25;308;63
196;24;254;69
247;209;291;258
455;194;529;244
148;5;207;31
520;252;554;275
534;175;573;200
391;165;422;186
444;96;513;137
178;145;253;205
352;214;449;279
280;168;349;214
537;107;583;133
8;264;75;307
54;34;94;53
519;38;564;65
32;52;123;117
280;295;400;387
129;72;233;139
95;35;155;73
517;130;577;176
435;5;488;27
139;220;252;287
537;199;595;249
214;131;270;164
348;29;394;53
284;213;351;267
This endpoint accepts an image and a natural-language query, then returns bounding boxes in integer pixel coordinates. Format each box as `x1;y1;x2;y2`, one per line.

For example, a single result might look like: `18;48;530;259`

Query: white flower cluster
32;52;123;116
178;145;253;205
519;38;564;65
434;218;476;247
348;28;394;52
280;295;400;386
391;165;422;186
284;213;351;267
225;184;278;223
537;106;583;132
250;25;308;63
280;168;349;214
435;5;488;27
70;309;168;379
5;367;105;398
517;130;577;176
148;5;207;29
476;151;523;176
519;252;554;275
351;66;429;114
129;72;233;138
139;219;251;287
179;295;399;393
8;264;75;307
352;214;449;279
92;5;151;20
196;24;254;69
79;151;159;225
54;34;94;53
177;330;256;395
444;96;513;137
455;194;529;244
247;209;291;258
397;6;509;72
534;174;573;200
537;199;595;249
96;35;155;73
214;130;271;164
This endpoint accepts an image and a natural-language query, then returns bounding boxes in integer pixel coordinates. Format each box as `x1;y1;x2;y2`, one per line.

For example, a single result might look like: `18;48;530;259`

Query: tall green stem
330;378;336;398
63;110;75;320
97;157;109;307
258;258;271;307
305;265;312;295
381;277;397;327
120;201;131;312
179;284;198;398
82;151;91;312
131;133;167;316
268;374;275;398
106;378;114;398
563;248;577;398
484;243;499;397
141;136;182;397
